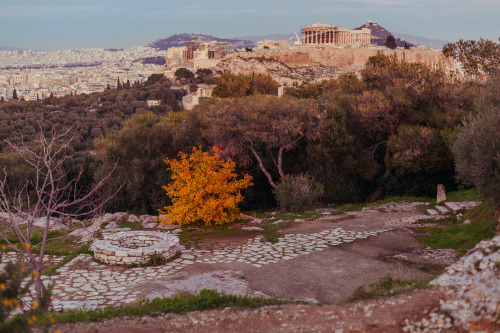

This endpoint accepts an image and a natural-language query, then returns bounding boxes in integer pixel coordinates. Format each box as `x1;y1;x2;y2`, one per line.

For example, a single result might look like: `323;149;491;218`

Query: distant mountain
147;33;256;51
233;33;294;43
392;33;450;50
354;21;413;48
0;45;28;51
133;56;166;65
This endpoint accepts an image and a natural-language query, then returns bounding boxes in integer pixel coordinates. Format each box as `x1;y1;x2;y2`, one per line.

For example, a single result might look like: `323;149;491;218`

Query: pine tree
385;35;397;50
12;89;18;100
117;78;121;90
404;42;410;50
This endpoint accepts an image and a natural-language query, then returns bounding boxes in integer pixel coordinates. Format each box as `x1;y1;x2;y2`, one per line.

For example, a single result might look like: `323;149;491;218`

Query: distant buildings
254;24;372;53
257;39;290;51
166;41;229;70
0;47;167;100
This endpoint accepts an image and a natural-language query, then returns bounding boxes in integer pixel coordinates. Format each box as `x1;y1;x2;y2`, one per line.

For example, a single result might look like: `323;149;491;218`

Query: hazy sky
1;0;498;50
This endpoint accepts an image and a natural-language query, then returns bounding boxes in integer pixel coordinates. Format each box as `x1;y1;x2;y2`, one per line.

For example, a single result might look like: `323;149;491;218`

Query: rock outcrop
214;47;456;84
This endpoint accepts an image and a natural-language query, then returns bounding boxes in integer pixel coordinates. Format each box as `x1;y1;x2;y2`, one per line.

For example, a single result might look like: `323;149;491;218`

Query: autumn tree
203;95;324;192
159;147;252;226
1;247;51;332
443;38;500;79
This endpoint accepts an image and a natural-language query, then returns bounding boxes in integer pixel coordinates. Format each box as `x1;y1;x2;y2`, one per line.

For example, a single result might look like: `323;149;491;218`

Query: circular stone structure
92;231;180;266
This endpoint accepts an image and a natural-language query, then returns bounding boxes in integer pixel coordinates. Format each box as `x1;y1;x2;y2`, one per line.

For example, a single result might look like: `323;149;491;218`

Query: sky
0;0;499;50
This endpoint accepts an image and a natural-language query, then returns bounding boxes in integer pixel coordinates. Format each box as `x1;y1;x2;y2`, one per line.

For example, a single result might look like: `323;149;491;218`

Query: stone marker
437;184;446;203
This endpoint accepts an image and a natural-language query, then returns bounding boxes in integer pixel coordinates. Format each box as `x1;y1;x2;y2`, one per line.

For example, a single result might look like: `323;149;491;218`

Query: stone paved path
39;201;476;311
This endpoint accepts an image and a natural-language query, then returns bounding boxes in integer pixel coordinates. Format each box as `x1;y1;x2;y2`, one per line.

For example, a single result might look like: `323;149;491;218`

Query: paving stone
435;205;450;214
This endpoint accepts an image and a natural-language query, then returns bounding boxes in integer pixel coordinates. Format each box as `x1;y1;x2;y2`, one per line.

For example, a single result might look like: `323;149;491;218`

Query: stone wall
92;231;180;266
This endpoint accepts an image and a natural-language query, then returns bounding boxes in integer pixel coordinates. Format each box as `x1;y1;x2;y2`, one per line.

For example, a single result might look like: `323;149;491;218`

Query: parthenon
302;23;371;46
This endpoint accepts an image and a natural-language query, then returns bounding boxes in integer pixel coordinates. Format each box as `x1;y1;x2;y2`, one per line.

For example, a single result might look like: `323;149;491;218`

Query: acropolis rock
214;47;456;84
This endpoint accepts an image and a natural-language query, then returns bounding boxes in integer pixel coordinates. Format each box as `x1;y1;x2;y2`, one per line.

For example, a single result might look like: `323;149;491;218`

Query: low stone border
92;231;180;266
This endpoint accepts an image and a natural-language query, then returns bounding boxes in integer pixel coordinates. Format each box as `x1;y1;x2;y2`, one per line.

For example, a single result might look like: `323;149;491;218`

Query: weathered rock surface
215;47;456;84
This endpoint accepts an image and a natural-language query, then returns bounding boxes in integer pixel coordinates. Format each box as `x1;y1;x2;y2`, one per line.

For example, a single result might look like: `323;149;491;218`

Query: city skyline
1;0;499;50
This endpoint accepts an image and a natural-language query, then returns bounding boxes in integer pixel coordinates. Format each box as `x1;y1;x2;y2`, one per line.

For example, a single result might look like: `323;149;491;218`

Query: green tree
452;75;500;208
96;111;204;214
174;68;195;81
443;38;500;79
339;53;471;200
384;35;397;49
212;72;279;98
203;96;324;193
12;89;18;100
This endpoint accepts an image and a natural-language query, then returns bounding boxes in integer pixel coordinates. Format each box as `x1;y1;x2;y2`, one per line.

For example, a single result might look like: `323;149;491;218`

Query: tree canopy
443;38;500;79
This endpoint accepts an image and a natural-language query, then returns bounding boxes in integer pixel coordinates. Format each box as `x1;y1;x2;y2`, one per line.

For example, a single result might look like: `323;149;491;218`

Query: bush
274;174;324;212
0;246;51;332
452;105;500;208
159;147;253;226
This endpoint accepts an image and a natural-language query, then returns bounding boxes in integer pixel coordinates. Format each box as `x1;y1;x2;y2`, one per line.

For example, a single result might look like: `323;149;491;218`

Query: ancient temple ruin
301;23;371;46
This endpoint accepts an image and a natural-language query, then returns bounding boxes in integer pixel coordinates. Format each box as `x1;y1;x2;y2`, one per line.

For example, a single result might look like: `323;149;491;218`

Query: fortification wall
224;47;455;72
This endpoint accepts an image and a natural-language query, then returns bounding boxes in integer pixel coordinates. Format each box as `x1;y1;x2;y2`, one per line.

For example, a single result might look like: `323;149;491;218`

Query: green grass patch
0;227;83;255
413;202;497;256
379;258;445;275
368;196;432;206
118;220;143;230
262;222;290;243
332;203;364;215
446;188;481;201
42;243;93;276
348;276;432;302
418;224;495;256
460;201;497;228
37;289;286;324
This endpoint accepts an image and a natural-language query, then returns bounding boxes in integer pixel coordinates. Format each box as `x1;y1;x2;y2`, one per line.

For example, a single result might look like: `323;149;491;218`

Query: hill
392;33;450;49
0;45;28;51
234;33;294;43
354;21;413;48
146;33;255;51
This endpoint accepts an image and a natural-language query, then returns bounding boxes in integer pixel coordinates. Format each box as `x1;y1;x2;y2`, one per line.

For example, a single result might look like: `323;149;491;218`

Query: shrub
159;147;253;226
452;105;500;208
274;174;324;212
0;246;51;332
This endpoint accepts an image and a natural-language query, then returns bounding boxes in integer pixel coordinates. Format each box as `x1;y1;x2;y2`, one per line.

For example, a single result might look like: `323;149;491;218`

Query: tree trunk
249;146;278;190
366;147;391;203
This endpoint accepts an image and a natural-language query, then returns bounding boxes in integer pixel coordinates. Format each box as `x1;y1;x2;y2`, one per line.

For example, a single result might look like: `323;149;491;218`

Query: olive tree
203;95;324;191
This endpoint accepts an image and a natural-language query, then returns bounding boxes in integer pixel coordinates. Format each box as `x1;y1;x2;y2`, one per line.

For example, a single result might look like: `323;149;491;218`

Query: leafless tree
0;125;121;304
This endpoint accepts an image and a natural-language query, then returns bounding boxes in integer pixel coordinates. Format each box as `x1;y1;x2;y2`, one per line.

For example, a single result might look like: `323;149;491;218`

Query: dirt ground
51;288;456;333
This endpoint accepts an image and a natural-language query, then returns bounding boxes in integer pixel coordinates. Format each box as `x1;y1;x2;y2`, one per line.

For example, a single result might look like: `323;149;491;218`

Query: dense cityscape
0;46;166;100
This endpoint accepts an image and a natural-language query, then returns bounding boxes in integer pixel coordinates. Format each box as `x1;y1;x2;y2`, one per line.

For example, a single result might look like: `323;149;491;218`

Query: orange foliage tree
159;147;253;226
